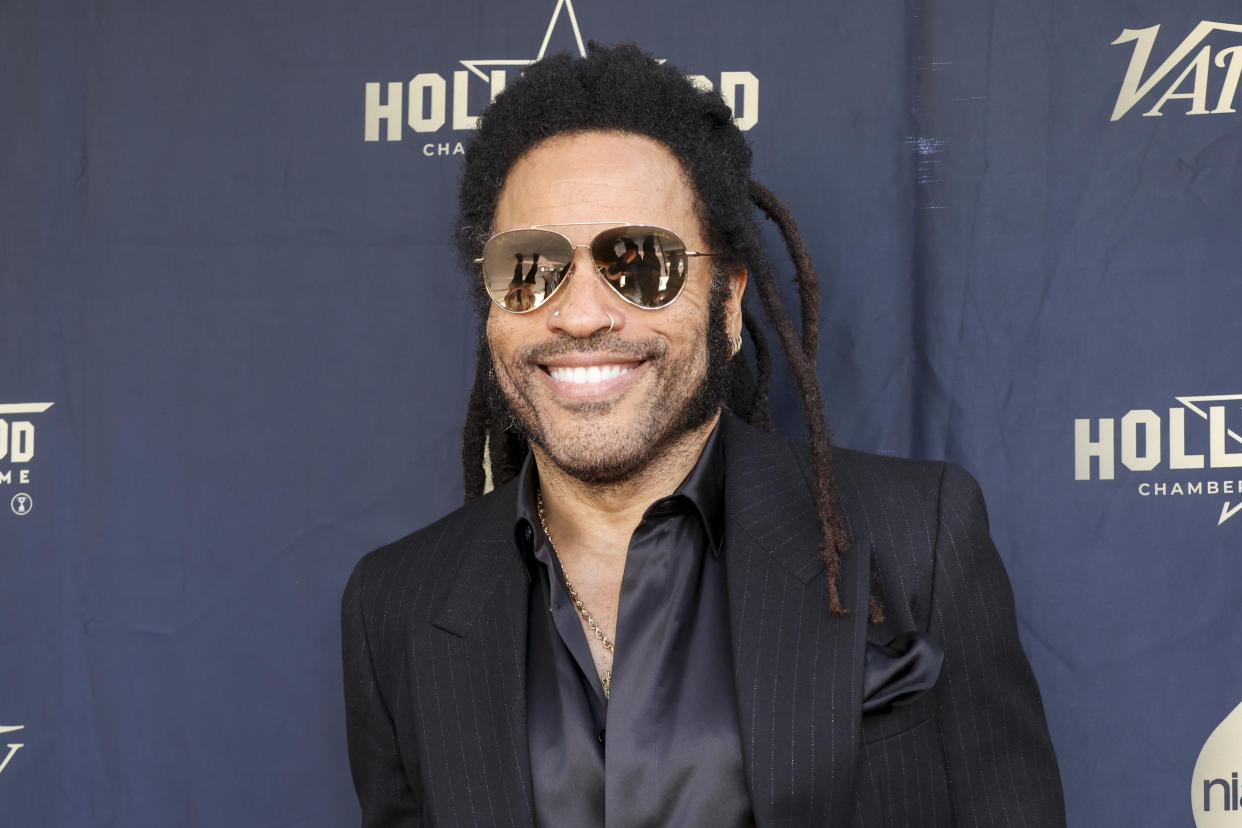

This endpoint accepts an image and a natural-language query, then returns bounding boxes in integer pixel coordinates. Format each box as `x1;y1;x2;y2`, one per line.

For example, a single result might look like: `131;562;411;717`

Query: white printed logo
363;0;760;154
0;726;24;776
0;402;53;490
1111;21;1242;120
1193;701;1242;824
1074;394;1242;526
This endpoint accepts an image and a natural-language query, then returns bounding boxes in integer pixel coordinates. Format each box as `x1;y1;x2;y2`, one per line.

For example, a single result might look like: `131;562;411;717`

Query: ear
725;266;748;341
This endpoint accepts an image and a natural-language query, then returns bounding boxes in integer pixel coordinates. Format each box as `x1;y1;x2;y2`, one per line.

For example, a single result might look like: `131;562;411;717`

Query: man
342;43;1065;827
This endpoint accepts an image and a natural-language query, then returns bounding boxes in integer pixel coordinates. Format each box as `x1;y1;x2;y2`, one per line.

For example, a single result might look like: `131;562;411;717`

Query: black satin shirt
514;424;755;827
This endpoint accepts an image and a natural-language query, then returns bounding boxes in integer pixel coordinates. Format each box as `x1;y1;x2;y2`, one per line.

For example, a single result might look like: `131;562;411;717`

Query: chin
543;451;648;485
534;385;722;485
534;410;656;484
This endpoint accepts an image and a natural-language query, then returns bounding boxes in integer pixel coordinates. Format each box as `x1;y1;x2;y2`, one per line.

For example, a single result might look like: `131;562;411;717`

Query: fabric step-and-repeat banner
3;0;1239;825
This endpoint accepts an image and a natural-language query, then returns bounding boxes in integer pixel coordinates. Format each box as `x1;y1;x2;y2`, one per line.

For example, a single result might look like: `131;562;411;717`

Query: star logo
459;0;587;81
1175;394;1242;447
1175;395;1242;525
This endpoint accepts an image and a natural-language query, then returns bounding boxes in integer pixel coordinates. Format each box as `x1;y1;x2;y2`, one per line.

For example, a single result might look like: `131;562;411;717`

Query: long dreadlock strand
741;306;773;431
463;339;528;498
463;344;493;500
749;180;820;363
747;182;858;618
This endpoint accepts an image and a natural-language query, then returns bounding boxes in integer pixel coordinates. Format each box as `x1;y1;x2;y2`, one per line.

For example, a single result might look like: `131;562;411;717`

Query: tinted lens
590;226;689;309
481;229;574;312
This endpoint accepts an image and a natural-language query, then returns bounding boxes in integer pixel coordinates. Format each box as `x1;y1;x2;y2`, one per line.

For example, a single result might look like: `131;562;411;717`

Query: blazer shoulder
831;445;950;500
819;445;993;635
827;445;989;529
720;413;974;533
344;478;520;622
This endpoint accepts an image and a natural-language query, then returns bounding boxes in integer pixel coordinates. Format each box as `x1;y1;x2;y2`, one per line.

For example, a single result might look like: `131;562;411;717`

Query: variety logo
0;726;23;777
363;0;760;155
1193;701;1242;826
0;403;53;489
1074;394;1242;526
1111;21;1242;120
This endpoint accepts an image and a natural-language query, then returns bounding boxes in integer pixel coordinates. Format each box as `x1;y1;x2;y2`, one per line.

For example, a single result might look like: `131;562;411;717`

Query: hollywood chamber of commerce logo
1111;20;1242;120
363;0;759;155
0;726;24;777
1075;395;1242;526
0;403;52;503
1193;701;1242;825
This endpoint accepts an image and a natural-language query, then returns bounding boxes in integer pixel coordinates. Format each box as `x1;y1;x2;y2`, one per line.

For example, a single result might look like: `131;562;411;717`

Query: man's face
486;130;745;484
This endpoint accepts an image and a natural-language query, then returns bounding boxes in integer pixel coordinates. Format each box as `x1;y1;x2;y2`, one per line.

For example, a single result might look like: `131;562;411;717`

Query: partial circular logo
10;492;32;516
1193;699;1242;826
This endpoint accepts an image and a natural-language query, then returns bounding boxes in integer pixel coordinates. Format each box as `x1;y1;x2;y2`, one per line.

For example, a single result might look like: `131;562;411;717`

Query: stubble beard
486;283;733;486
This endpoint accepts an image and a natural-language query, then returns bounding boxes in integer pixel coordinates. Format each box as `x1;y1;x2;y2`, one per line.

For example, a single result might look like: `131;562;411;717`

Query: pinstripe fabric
342;414;1064;827
720;420;869;827
343;487;535;827
829;444;1066;827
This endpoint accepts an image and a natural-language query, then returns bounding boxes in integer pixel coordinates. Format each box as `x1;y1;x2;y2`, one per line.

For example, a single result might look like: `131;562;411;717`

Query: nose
546;245;624;338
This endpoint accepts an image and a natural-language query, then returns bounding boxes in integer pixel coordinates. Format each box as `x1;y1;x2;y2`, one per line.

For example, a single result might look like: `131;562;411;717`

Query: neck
533;411;720;562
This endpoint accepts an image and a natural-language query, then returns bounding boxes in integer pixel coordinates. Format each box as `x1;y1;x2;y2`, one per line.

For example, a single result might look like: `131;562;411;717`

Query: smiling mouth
544;363;637;386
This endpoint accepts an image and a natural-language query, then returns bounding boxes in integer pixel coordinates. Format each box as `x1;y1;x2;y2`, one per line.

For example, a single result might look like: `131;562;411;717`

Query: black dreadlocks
454;43;879;621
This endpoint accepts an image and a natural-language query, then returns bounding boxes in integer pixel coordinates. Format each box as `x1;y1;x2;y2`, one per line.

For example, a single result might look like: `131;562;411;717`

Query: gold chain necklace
536;489;614;699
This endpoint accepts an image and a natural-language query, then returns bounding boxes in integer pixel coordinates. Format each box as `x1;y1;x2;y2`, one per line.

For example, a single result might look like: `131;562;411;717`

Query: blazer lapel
428;481;536;828
721;416;871;827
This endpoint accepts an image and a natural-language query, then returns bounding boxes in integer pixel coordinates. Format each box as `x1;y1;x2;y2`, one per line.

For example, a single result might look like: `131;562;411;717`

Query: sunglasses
475;222;717;313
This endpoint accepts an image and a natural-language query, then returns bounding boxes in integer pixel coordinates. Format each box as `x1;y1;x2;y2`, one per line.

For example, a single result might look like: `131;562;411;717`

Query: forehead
492;131;704;244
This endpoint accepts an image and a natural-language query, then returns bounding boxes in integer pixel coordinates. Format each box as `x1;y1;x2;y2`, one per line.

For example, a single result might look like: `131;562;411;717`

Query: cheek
667;271;714;322
485;311;543;394
652;305;711;363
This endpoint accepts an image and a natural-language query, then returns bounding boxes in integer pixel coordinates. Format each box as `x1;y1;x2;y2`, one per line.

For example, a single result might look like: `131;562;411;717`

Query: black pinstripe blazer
342;414;1066;827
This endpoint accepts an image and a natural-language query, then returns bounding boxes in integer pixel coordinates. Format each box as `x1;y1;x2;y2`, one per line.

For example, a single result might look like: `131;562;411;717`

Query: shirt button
598;729;606;745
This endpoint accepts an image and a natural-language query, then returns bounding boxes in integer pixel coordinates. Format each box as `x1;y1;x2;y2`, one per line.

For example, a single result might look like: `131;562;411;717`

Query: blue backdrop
3;0;1240;825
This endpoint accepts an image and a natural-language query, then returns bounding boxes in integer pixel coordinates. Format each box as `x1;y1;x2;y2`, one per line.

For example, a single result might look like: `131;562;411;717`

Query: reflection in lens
591;226;687;309
483;229;573;312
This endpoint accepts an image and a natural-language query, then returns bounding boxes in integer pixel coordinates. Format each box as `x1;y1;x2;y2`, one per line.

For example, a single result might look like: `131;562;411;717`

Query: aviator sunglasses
476;222;717;313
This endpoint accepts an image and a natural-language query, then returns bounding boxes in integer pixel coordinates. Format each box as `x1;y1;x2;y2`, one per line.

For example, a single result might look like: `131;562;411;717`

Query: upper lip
537;354;643;369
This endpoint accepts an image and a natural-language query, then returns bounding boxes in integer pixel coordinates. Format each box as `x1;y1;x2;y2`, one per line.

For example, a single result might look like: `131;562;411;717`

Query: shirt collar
512;417;728;568
514;453;541;581
660;418;726;554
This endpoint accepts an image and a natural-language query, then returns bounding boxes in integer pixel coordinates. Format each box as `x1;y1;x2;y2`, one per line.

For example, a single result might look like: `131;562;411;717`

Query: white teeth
548;364;633;385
